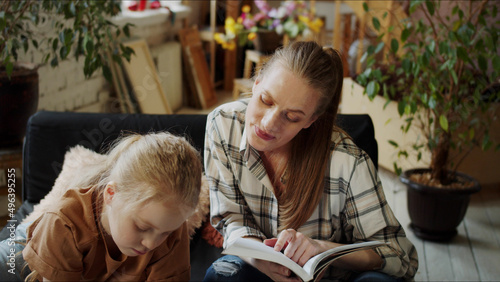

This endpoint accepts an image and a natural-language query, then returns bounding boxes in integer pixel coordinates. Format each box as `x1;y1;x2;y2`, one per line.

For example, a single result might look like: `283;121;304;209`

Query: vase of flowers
214;0;323;53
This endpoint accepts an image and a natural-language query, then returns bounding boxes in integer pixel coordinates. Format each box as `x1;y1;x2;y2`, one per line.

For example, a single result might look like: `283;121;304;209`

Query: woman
204;41;418;281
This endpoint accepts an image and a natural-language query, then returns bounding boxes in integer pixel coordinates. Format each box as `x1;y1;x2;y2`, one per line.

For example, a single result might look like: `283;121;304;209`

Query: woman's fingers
274;230;320;266
274;229;295;252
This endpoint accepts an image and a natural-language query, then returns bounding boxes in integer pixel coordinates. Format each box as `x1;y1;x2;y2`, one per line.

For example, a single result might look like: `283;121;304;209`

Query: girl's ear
104;182;116;205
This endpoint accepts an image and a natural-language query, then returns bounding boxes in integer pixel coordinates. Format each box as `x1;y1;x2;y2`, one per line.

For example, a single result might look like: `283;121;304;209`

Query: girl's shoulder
27;187;100;248
45;187;98;230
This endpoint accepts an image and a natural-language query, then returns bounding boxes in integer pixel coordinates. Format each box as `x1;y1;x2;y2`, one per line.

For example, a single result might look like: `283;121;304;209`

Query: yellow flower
309;18;324;33
214;33;226;44
298;15;324;33
223;41;236;51
298;15;310;25
225;17;236;36
242;5;251;13
248;32;257;41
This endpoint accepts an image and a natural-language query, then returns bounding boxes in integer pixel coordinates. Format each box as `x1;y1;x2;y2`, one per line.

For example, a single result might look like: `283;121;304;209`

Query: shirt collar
240;128;262;170
240;128;250;161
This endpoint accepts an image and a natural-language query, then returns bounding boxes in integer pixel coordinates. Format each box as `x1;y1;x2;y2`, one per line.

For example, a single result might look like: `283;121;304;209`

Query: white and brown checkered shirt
204;99;418;279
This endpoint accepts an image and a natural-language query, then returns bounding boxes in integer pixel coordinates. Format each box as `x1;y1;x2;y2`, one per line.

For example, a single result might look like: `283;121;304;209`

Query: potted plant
0;0;134;147
213;0;324;53
356;0;500;241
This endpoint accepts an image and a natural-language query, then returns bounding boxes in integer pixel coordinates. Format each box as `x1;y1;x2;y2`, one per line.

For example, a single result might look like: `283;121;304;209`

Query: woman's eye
286;114;299;122
260;95;272;106
136;225;148;232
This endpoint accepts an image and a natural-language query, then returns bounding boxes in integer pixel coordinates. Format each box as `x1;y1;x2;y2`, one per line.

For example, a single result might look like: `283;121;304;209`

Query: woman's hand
264;229;327;267
250;258;301;282
265;230;384;273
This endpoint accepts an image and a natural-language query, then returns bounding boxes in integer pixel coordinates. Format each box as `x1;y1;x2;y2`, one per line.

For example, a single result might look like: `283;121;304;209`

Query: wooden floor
379;168;500;281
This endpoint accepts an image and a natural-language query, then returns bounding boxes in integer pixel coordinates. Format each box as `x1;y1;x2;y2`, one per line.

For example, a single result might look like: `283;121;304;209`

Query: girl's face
102;183;192;257
246;65;320;153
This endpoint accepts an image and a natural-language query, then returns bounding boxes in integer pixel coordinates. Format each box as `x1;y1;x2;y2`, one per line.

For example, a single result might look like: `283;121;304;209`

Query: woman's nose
261;109;281;132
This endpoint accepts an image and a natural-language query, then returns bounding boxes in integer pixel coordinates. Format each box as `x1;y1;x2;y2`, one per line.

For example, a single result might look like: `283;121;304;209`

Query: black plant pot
0;63;39;148
400;168;481;241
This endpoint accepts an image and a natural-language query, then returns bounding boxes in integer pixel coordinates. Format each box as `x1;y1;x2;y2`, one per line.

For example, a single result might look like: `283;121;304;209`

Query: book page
222;238;313;281
223;238;386;281
302;240;386;275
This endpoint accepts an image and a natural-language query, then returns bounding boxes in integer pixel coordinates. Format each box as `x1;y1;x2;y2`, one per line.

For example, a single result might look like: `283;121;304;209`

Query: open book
222;238;386;281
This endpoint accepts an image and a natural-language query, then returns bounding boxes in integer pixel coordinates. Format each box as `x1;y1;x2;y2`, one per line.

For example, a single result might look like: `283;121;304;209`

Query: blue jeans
203;255;273;282
0;222;31;282
203;255;401;282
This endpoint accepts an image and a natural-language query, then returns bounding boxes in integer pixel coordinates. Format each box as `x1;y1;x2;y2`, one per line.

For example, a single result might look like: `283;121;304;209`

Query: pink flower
254;0;271;14
284;2;296;16
242;18;256;29
272;19;282;28
253;12;266;22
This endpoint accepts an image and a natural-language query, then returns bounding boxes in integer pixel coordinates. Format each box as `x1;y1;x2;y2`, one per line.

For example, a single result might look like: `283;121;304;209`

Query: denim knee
351;271;403;282
203;255;273;282
0;222;31;281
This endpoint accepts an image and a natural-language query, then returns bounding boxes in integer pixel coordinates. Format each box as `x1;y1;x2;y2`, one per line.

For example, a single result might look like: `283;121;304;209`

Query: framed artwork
179;27;217;109
121;39;173;114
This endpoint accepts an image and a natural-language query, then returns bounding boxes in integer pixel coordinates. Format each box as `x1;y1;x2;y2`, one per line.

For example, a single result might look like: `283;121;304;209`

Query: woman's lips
255;126;275;141
133;249;146;256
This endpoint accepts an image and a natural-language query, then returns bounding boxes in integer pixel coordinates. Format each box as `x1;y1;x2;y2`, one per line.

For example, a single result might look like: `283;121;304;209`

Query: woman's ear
303;115;318;129
104;182;116;205
252;77;261;93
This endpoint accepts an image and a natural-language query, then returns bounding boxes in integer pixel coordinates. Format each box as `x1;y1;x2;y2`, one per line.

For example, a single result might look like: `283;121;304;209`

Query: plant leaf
478;55;487;72
439;115;449;132
366;81;380;99
363;2;369;12
425;0;435;16
456;46;468;62
102;64;112;82
401;28;411;42
0;17;5;31
398;101;405;116
374;42;385;54
391;38;399;54
5;61;13;78
372;17;381;31
388;140;399;148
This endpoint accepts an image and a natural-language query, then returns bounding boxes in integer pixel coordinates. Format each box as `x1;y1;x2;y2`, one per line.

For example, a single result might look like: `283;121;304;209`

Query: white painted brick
66;60;86;86
37;7;186;113
58;60;75;75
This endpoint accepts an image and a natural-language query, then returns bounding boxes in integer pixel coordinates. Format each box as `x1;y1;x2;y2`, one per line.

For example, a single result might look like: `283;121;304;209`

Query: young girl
0;132;202;281
204;41;418;281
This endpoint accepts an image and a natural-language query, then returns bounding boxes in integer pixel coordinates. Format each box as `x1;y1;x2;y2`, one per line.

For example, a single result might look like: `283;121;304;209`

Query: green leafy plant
0;0;134;81
356;0;500;185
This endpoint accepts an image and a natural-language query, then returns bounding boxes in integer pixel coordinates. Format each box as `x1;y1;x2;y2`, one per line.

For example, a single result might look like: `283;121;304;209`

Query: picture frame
121;39;173;114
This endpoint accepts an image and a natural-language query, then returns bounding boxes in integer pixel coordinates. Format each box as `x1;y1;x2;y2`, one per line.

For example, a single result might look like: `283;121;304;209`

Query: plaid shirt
204;99;418;279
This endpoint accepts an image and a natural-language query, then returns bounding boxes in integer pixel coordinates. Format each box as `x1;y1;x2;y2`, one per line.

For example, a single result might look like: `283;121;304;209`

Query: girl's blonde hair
257;41;344;231
93;131;202;210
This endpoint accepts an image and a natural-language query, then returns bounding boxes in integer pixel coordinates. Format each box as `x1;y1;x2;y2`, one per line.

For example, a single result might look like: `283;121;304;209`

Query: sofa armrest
337;114;378;169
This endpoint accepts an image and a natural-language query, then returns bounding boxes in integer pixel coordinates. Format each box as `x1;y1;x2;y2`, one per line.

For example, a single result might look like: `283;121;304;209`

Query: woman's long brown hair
257;41;344;231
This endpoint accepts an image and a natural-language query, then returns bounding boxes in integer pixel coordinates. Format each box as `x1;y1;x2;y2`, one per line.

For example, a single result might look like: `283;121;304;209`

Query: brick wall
21;4;190;113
